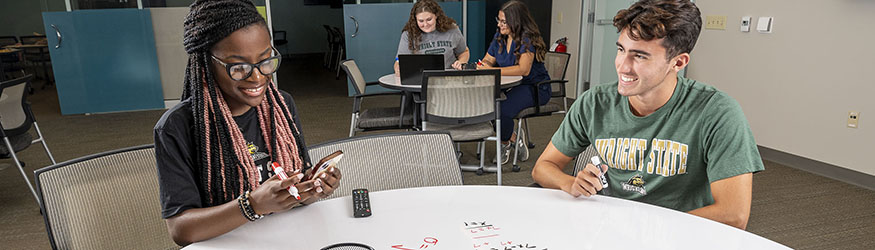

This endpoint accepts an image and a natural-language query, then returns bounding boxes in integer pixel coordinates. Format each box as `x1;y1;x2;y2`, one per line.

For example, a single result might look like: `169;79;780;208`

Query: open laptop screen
398;54;444;86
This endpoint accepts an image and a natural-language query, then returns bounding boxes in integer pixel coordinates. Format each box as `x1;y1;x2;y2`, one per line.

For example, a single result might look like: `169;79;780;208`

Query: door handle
350;16;359;38
51;24;62;49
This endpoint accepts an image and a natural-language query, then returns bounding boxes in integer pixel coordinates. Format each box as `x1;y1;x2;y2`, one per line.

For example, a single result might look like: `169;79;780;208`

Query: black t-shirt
153;91;311;219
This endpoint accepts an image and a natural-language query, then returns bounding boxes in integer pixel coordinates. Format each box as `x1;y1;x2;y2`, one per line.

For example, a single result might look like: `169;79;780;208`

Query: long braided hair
182;0;306;206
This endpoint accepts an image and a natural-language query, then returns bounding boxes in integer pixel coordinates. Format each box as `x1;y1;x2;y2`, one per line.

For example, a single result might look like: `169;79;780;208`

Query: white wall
689;1;875;176
150;7;189;101
550;0;583;98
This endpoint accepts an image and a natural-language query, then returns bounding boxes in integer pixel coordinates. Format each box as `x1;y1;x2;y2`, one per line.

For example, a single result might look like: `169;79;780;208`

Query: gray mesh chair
341;59;414;137
0;75;56;203
309;131;462;200
511;52;571;171
416;69;505;184
34;144;178;250
571;146;602;176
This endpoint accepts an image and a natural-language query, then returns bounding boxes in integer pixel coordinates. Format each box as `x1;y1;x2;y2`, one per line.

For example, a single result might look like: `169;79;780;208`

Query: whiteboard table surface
183;185;789;250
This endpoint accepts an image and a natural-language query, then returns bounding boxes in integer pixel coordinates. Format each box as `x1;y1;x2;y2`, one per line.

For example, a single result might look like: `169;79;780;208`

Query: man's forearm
688;203;750;230
532;161;574;191
688;173;753;230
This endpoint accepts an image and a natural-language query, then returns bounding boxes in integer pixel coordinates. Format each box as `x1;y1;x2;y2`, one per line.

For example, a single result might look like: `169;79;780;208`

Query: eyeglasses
495;16;507;26
211;47;282;81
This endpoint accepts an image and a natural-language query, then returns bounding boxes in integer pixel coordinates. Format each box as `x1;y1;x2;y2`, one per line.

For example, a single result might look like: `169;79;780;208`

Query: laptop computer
398;54;444;86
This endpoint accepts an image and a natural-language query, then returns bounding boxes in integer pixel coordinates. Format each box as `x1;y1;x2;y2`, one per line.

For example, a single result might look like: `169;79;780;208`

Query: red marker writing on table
271;162;301;200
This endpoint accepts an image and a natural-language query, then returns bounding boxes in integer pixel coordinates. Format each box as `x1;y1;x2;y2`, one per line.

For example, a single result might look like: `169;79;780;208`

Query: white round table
183;186;789;250
378;74;523;92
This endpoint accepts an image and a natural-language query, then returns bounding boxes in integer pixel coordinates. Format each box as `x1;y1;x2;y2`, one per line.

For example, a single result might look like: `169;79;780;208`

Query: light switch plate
705;15;727;30
757;16;773;33
740;16;751;32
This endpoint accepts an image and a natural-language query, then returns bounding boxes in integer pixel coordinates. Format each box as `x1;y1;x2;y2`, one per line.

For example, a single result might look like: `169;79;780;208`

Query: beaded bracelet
237;190;263;221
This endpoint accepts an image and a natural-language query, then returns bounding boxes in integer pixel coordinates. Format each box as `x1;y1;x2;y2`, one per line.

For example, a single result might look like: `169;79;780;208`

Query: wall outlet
848;111;859;128
705;15;727;30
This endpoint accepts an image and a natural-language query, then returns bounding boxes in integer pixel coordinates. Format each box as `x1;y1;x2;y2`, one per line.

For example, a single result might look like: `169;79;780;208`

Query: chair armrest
412;92;425;104
352;91;403;113
526;79;569;114
498;92;508;102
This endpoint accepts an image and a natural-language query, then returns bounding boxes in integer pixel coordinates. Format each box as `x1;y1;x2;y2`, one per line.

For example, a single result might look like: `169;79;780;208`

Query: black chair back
19;35;46;45
0;74;35;137
0;36;18;46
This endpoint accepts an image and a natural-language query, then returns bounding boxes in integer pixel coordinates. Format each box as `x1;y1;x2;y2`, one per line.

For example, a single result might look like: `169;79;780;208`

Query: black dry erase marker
591;156;610;195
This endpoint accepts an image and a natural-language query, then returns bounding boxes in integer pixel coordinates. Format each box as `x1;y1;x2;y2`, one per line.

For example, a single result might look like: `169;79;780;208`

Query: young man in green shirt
532;0;764;230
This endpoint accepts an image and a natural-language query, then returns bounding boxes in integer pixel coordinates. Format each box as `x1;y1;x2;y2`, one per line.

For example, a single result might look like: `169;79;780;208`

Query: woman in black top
153;0;341;245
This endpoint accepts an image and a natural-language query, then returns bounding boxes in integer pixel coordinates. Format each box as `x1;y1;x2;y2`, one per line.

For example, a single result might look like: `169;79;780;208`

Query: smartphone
304;150;343;181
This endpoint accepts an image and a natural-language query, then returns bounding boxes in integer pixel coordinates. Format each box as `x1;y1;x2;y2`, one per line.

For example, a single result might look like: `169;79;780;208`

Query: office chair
322;25;336;68
0;36;26;81
308;131;462;200
341;59;414;137
34;144;178;249
19;35;46;45
332;26;346;79
0;36;17;46
0;74;56;203
18;35;53;88
416;69;505;183
510;51;571;171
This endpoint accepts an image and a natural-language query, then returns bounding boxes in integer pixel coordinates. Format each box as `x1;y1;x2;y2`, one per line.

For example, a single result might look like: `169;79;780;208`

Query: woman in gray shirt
394;0;470;75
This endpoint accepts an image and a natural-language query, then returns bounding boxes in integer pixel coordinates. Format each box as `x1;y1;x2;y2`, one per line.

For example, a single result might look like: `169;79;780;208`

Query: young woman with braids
153;0;341;245
393;0;470;75
476;0;551;165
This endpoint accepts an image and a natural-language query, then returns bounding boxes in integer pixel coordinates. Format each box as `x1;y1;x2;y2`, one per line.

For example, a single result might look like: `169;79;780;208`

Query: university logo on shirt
593;138;690;177
623;175;647;195
594;137;690;196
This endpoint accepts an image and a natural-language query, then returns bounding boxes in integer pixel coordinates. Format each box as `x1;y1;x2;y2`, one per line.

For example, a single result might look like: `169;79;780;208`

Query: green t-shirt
551;75;764;212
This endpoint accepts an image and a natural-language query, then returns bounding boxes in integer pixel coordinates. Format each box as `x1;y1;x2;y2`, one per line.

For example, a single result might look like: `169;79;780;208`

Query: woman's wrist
237;190;263;221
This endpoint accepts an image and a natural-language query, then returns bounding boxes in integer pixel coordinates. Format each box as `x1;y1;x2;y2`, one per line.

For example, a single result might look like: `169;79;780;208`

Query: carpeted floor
0;54;872;249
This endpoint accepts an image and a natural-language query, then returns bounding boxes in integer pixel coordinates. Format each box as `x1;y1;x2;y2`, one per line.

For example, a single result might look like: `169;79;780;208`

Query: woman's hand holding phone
300;151;344;203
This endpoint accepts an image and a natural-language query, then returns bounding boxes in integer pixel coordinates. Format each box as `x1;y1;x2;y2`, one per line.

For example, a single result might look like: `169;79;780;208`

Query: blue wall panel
43;9;163;115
